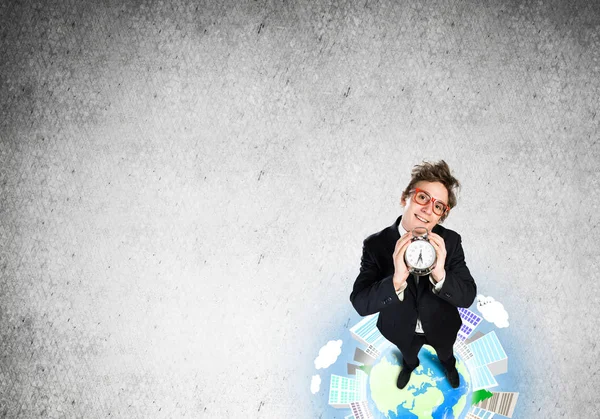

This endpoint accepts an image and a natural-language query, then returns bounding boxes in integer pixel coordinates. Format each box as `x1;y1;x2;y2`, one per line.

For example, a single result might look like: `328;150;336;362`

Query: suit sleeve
435;233;477;308
349;239;399;316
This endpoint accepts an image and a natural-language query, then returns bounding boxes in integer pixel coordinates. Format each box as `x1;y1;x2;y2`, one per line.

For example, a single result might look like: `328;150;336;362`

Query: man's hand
429;232;447;283
392;231;413;291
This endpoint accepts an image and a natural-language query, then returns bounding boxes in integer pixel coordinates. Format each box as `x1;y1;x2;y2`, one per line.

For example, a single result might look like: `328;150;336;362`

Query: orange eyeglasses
410;188;450;216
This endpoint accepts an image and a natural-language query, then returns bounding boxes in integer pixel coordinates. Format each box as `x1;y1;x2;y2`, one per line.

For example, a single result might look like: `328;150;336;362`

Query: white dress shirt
395;220;446;334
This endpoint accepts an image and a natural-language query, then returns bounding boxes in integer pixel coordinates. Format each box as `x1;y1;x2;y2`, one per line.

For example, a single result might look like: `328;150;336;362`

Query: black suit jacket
350;216;477;349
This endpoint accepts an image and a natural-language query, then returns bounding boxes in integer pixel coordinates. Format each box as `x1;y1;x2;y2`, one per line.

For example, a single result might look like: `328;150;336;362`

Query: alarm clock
404;227;437;276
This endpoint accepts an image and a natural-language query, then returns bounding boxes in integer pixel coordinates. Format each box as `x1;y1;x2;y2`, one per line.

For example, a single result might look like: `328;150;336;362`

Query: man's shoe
396;367;412;389
397;362;419;389
445;367;460;388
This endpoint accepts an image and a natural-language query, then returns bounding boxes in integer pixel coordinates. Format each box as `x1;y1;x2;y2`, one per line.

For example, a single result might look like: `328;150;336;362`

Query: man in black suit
350;160;477;389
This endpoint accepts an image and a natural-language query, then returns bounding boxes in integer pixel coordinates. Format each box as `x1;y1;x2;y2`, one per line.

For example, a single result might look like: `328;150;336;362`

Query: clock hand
417;250;423;266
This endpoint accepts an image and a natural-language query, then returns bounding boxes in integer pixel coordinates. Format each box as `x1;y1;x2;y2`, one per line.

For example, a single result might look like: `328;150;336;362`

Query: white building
468;331;508;376
475;391;519;418
349;314;389;353
328;370;368;408
349;400;374;419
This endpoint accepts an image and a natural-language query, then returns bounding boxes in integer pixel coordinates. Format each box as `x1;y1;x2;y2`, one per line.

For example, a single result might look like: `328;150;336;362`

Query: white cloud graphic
314;339;342;369
476;294;509;328
310;375;321;394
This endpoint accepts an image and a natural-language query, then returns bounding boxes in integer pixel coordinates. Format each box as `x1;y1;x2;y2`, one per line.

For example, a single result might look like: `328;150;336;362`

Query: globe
367;345;472;419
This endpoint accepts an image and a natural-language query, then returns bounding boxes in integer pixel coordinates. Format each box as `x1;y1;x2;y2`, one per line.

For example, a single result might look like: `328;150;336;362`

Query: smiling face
400;181;450;232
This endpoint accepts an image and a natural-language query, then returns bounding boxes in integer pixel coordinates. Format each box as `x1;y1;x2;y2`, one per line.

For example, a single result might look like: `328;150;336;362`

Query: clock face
405;240;436;270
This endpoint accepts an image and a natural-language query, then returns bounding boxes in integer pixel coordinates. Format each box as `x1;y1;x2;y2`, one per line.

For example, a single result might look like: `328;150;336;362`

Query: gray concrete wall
1;0;599;417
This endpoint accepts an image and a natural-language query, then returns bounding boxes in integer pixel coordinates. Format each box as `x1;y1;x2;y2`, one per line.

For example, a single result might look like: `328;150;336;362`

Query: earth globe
366;344;472;418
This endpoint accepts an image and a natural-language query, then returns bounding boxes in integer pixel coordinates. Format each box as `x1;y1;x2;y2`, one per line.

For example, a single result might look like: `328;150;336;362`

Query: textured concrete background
1;0;599;417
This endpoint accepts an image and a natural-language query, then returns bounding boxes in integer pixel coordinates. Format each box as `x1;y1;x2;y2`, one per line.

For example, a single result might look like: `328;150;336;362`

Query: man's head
400;160;460;231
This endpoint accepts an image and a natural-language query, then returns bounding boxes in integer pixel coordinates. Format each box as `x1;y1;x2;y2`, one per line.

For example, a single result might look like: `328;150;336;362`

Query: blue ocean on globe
366;345;472;419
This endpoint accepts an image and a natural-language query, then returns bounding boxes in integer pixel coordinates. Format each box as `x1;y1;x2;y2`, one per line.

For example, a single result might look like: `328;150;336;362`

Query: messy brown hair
401;160;460;223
